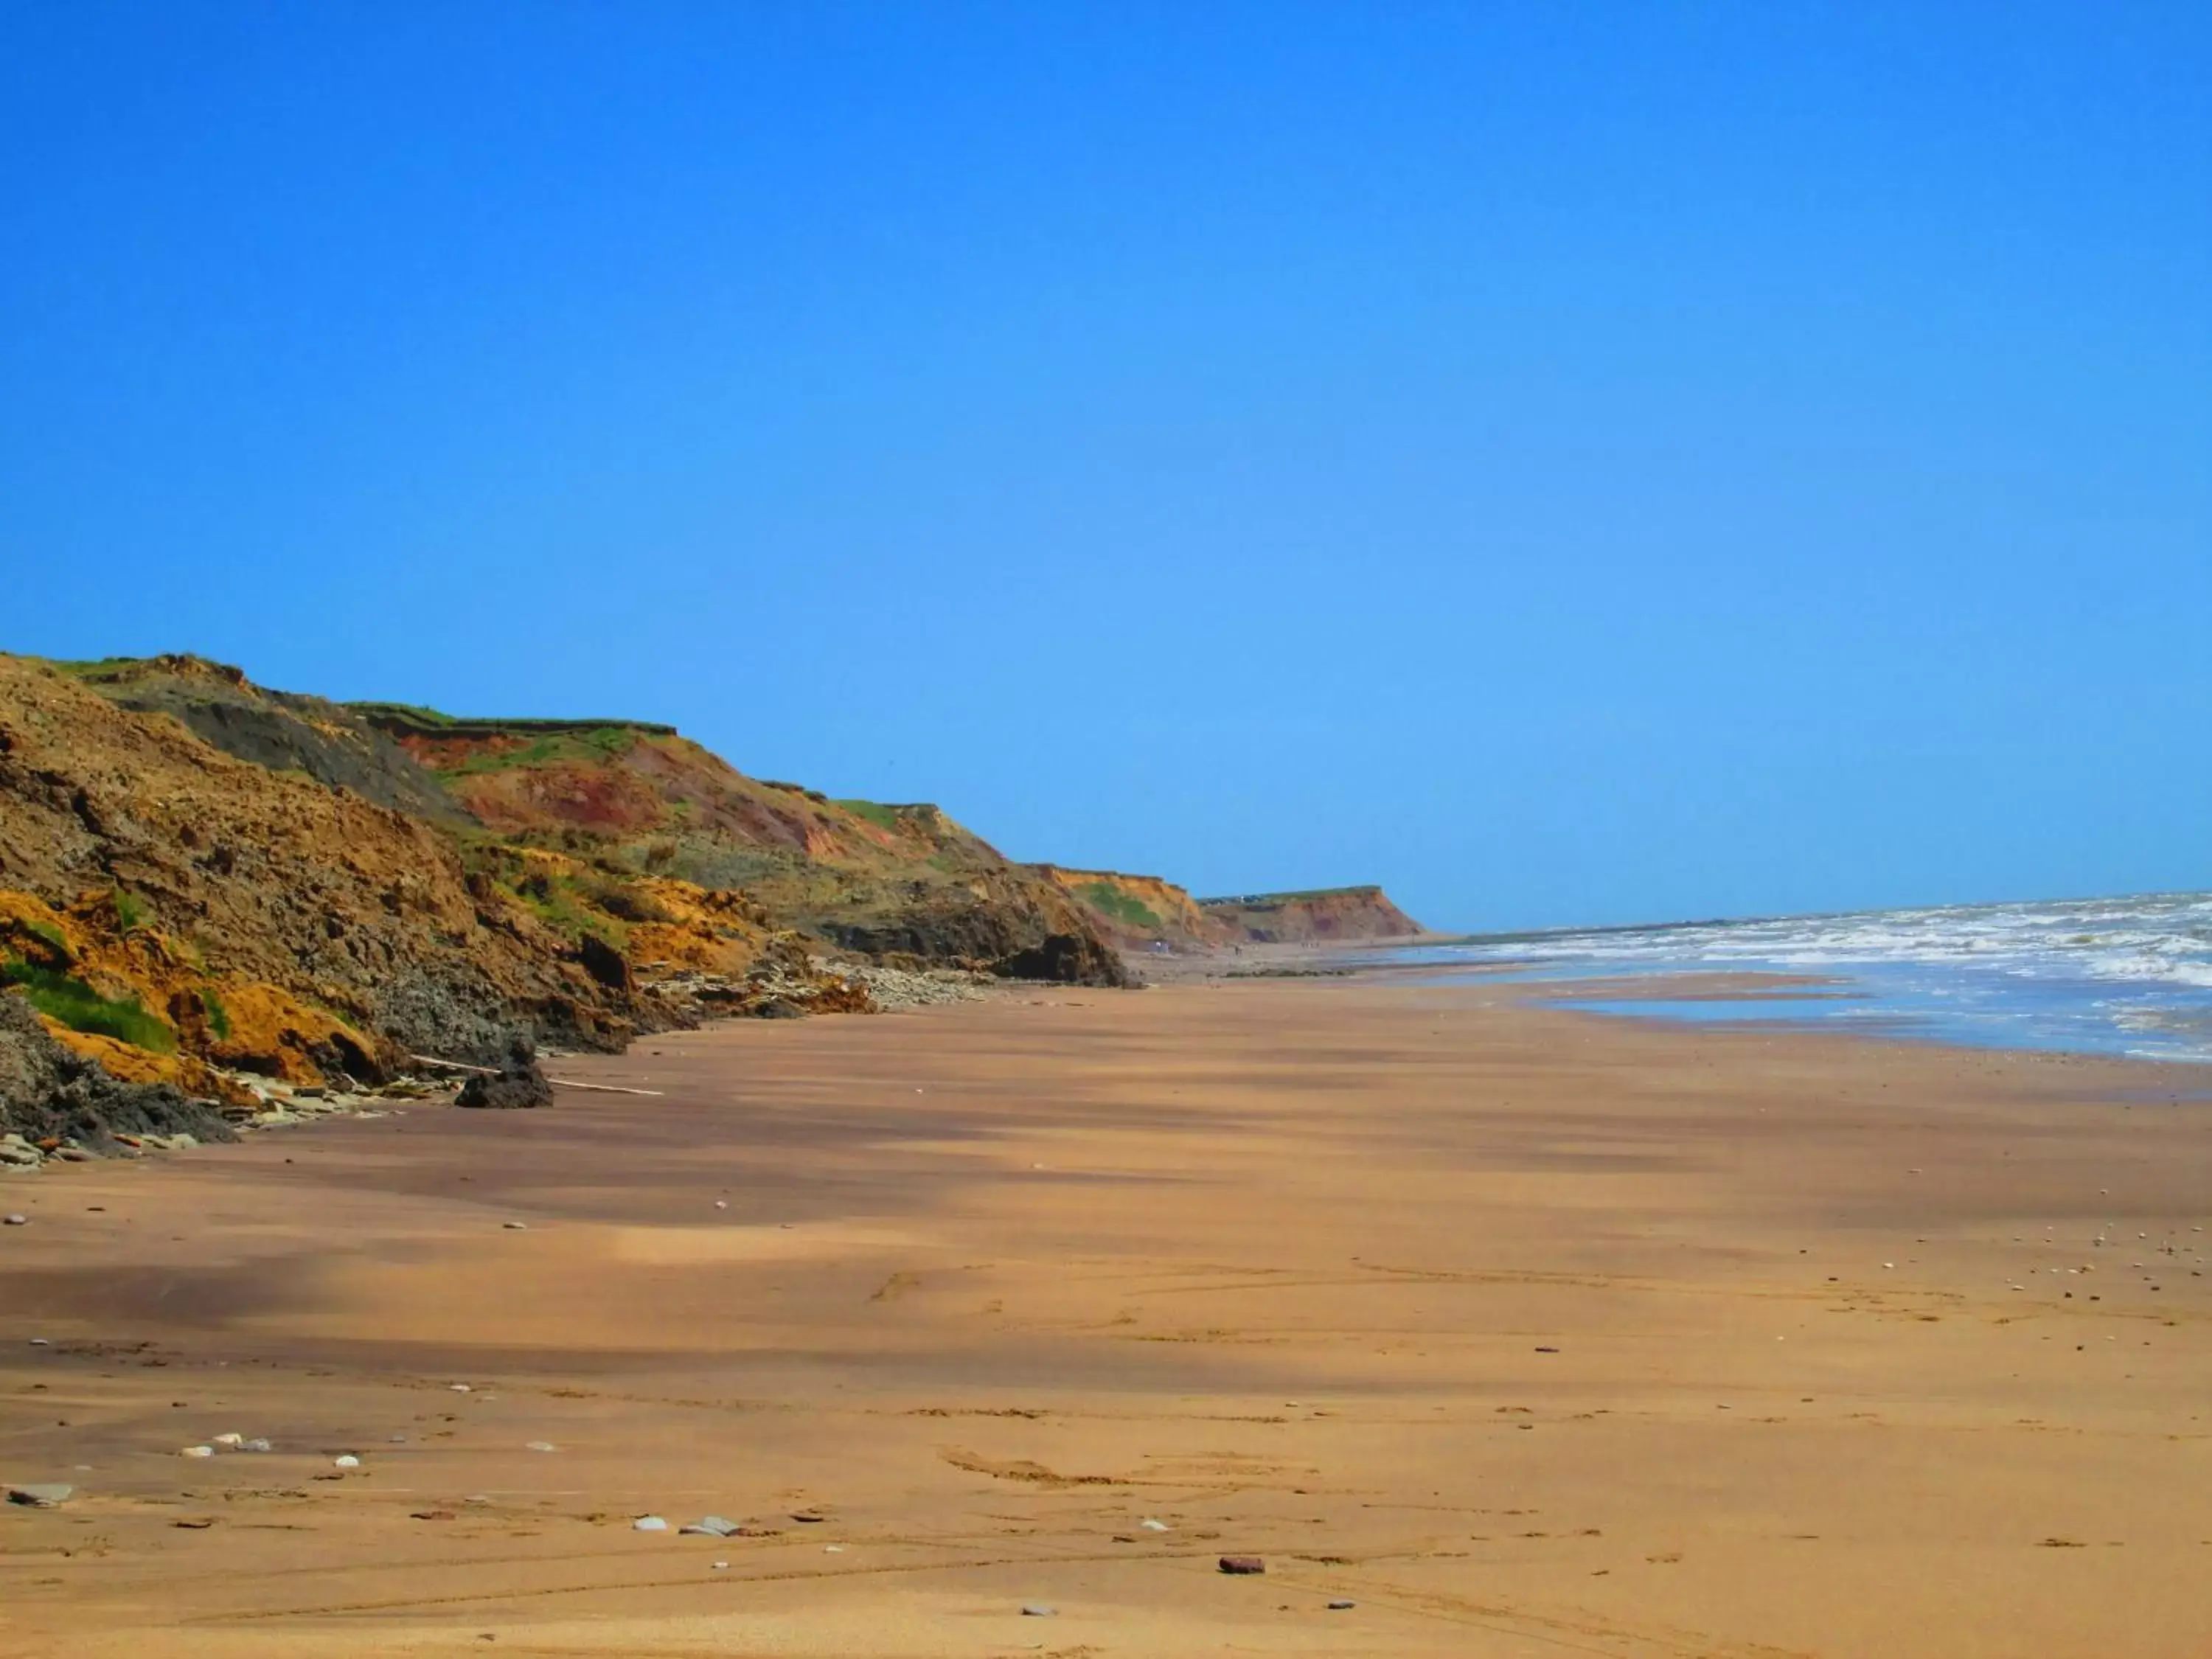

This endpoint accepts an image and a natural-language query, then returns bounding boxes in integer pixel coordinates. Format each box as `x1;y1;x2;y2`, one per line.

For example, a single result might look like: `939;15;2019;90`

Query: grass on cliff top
351;701;678;740
3;959;176;1054
1078;881;1164;931
1199;885;1386;907
434;726;647;778
835;799;905;832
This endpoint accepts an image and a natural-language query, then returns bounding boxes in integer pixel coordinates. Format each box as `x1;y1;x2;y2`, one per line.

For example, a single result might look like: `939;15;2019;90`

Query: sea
1362;891;2212;1065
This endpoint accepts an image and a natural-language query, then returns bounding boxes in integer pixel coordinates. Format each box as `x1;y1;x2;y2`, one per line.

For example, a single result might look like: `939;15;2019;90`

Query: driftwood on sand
408;1054;664;1098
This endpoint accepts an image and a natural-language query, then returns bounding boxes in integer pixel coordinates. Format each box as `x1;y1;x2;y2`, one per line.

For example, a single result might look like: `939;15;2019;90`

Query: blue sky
4;1;2207;931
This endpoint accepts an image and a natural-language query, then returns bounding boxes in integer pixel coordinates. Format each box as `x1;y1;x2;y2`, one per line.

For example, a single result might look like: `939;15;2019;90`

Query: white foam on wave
1447;890;2212;1061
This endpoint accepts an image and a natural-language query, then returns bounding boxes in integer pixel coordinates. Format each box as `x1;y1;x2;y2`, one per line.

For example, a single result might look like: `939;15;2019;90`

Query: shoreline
1147;934;2212;1073
2;977;2209;1655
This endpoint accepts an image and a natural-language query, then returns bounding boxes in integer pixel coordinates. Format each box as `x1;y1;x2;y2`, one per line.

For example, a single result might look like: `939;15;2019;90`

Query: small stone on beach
333;1454;361;1468
633;1515;669;1532
4;1214;27;1226
1219;1555;1267;1575
1021;1604;1057;1617
6;1484;72;1507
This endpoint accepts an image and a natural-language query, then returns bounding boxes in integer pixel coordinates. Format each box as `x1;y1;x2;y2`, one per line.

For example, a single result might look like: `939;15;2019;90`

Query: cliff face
0;651;1130;1102
0;655;683;1073
1039;865;1426;950
0;651;1415;1131
1198;886;1424;944
358;709;1130;986
1032;866;1217;945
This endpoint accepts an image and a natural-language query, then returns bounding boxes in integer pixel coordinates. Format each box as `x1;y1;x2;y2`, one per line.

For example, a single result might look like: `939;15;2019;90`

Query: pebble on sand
1328;1599;1357;1610
502;1222;527;1231
180;1445;215;1458
1020;1604;1057;1617
633;1515;670;1532
5;1484;73;1508
212;1433;244;1448
1219;1555;1267;1575
333;1455;361;1469
3;1214;27;1226
526;1441;557;1452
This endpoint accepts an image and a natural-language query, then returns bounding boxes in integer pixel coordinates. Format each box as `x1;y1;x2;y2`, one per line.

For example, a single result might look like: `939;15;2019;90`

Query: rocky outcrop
454;1040;554;1110
990;931;1133;986
0;990;234;1152
1198;886;1424;944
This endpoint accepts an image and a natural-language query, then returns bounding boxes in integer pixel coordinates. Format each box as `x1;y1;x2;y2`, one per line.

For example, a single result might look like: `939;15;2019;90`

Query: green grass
114;890;149;933
20;918;68;956
434;727;645;779
511;875;628;948
1078;882;1164;931
1199;885;1385;907
350;702;678;739
198;987;232;1040
3;959;176;1054
835;799;905;832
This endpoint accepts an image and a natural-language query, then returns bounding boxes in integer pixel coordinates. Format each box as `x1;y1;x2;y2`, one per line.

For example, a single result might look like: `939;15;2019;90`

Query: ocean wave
1433;890;2212;1062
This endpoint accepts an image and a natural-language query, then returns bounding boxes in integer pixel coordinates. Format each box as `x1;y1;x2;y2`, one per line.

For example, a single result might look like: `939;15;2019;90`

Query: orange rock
36;1021;260;1110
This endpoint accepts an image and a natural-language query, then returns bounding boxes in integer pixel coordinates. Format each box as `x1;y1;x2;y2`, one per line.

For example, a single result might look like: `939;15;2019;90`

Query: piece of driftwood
408;1053;664;1098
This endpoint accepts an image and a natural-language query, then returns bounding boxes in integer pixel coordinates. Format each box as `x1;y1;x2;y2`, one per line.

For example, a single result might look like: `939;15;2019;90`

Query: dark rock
454;1037;554;1110
6;1483;72;1507
991;932;1130;987
1218;1555;1267;1575
576;933;634;995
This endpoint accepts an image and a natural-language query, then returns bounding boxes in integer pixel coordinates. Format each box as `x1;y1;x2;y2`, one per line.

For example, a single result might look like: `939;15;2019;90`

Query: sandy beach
3;977;2209;1658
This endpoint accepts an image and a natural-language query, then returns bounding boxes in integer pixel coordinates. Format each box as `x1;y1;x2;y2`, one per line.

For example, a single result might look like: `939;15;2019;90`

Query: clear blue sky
4;2;2207;931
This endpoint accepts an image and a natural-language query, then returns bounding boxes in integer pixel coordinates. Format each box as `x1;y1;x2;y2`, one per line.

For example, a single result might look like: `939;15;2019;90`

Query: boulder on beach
455;1038;554;1110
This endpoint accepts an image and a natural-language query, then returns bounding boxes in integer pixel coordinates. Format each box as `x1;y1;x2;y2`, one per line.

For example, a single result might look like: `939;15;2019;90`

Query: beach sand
2;978;2208;1657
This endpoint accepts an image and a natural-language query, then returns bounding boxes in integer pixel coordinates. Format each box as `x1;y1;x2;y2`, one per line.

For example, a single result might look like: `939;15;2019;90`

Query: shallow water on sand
1370;890;2212;1062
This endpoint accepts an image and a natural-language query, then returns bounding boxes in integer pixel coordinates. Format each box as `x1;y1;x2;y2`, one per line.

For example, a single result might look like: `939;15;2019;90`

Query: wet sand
3;979;2210;1657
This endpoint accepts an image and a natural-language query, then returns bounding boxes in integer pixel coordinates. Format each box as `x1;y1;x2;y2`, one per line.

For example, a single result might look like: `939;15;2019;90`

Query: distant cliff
1042;866;1425;948
1197;886;1424;944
